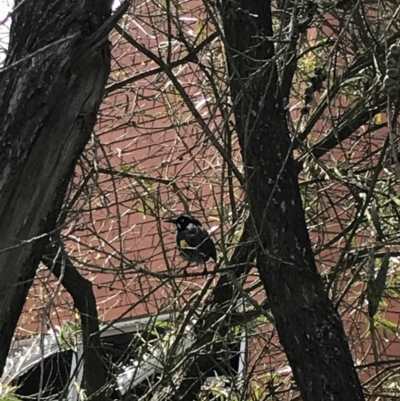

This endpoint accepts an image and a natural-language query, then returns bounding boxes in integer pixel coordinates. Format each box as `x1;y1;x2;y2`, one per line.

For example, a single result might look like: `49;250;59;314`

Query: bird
164;214;217;276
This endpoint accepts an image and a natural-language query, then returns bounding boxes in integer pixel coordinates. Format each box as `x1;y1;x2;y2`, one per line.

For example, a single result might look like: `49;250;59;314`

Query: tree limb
42;241;108;401
217;1;365;400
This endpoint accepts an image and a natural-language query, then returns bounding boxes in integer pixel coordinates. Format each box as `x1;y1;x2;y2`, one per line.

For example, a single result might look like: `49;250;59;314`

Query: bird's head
164;214;202;231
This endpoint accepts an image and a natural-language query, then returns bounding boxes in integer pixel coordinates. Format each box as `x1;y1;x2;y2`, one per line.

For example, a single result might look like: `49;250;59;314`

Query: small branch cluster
296;1;318;33
335;0;356;11
301;67;327;115
384;44;400;99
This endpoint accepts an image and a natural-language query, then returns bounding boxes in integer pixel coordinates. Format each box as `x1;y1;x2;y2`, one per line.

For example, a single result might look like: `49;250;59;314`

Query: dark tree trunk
217;1;365;400
0;0;113;376
42;243;107;400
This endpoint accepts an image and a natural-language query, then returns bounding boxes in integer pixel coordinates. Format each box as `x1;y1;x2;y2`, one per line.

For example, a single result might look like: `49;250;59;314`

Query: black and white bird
164;214;217;275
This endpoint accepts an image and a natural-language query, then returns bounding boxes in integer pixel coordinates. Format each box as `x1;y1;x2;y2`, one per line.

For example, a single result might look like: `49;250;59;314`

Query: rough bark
0;0;113;376
218;1;365;400
42;242;107;400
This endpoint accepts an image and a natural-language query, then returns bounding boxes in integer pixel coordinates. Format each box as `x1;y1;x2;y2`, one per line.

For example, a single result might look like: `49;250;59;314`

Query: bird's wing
179;224;209;248
183;225;217;261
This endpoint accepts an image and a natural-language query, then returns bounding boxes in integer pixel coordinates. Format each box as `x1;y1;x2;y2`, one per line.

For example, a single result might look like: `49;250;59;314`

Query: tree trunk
42;242;108;400
0;0;113;376
217;1;365;400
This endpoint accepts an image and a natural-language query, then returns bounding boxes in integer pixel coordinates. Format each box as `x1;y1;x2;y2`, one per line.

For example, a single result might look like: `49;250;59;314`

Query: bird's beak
164;217;177;223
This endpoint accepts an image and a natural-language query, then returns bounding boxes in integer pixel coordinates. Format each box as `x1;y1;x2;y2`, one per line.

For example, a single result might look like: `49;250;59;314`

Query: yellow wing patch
179;239;190;248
